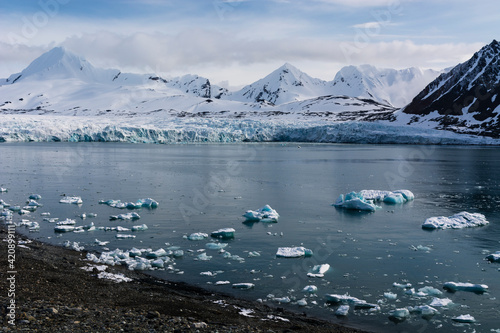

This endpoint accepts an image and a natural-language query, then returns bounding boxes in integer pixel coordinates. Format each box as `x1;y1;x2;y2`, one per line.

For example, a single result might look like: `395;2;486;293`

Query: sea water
1;142;500;332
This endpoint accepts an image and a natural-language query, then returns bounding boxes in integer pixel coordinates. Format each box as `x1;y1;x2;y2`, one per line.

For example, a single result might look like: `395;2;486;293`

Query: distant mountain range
1;40;500;138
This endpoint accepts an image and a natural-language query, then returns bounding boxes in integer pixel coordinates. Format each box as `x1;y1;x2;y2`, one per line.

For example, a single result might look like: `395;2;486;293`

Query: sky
0;0;498;89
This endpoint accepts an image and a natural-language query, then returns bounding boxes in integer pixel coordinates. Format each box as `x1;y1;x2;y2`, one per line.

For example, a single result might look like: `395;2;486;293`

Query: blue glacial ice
422;212;489;230
302;285;318;294
443;282;488;293
486;251;500;262
29;194;42;200
360;189;415;204
333;192;380;212
243;205;279;222
276;246;313;258
335;305;350;316
307;264;330;278
99;198;158;209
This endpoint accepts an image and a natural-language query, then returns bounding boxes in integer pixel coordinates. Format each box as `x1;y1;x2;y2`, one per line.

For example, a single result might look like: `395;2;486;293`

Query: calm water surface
1;143;500;332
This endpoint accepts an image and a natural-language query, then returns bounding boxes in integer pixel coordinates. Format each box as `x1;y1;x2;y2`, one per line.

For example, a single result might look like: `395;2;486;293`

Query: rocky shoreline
0;226;369;332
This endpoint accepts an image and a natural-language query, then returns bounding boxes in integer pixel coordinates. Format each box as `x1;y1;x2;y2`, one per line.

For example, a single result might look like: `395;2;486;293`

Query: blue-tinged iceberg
243;205;279;222
422;212;489;230
486;251;500;262
443;281;488;294
333;192;380;212
276;246;313;258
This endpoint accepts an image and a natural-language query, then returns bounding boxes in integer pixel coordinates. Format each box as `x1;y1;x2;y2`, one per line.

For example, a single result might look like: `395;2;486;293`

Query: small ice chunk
360;190;414;202
27;200;42;207
145;248;168;259
302;285;318;294
408;305;439;317
196;252;212;261
393;282;412;289
137;198;159;208
429;297;453;307
452;314;476;323
443;281;488;293
486;251;500;263
417;286;442;297
115;234;136;239
97;271;133;283
248;251;261;257
307;264;330;278
110;212;140;220
131;224;148;231
215;280;230;285
276;246;313;258
297;298;307;307
388;308;410;320
128;248;143;257
54;225;75;232
243;205;279;222
41;212;50;216
232;283;255;289
63;240;84;251
384;292;398;300
333;192;380;212
422;212;489;230
59;196;83;204
205;242;228;250
186;232;209;241
335;305;350;316
273;296;291;304
0;188;8;192
211;228;235;239
94;239;110;246
151;259;164;268
383;193;406;204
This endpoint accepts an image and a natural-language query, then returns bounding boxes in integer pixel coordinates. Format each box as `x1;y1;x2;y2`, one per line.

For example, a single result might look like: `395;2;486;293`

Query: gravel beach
0;226;369;332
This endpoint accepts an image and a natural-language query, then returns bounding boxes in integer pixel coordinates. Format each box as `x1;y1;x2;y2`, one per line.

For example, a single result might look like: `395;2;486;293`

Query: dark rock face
403;40;500;136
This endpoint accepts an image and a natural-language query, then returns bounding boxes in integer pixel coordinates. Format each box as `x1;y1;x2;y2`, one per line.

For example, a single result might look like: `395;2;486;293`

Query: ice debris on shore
211;228;235;239
59;196;83;204
486;251;500;262
243;205;279;222
422;212;489;230
99;198;158;209
307;264;330;278
276;246;313;258
443;282;488;293
64;240;84;251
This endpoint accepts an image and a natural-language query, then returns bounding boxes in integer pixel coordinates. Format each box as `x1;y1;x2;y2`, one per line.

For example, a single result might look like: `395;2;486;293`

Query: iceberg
196;252;212;261
131;224;148;231
452;314;476;323
59;196;83;204
384;292;398;300
54;225;75;232
205;242;228;250
388;308;410;321
110;212;140;220
443;281;488;294
429;297;453;307
297;299;307;307
56;218;76;225
186;232;209;241
232;283;255;289
29;194;42;200
408;305;439;317
243;205;279;222
302;285;318;294
145;248;168;259
360;189;415;204
307;264;330;278
27;200;42;207
276;246;313;258
100;198;158;209
486;251;500;263
211;228;235;239
0;188;7;192
333;192;380;212
416;286;442;297
335;305;350;316
422;212;489;230
325;294;379;310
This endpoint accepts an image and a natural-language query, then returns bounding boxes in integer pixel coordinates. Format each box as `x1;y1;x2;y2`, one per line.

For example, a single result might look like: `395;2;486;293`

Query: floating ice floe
443;282;488;294
27;199;42;207
302;285;318;294
384;292;398;300
110;212;140;220
422;212;489;230
486;251;500;263
325;294;379;310
297;298;307;307
333;192;380;212
276;246;313;258
20;221;40;232
211;228;235;239
416;286;442;297
145;248;168;259
57;218;76;225
408;305;439;317
115;234;136;239
29;194;42;200
307;264;330;278
94;239;110;246
64;240;84;251
206;242;228;250
388;308;410;321
54;225;75;232
335;305;350;316
429;297;453;307
0;188;7;192
9;206;21;212
232;283;255;289
185;232;209;241
131;224;148;231
99;198;158;209
452;314;476;323
215;281;231;285
59;196;83;204
243;205;279;222
196;252;212;261
360;189;415;204
393;282;412;289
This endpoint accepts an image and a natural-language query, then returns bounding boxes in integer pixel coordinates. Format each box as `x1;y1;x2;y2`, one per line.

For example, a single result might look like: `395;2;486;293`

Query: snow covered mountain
225;63;332;105
330;65;442;108
401;40;500;137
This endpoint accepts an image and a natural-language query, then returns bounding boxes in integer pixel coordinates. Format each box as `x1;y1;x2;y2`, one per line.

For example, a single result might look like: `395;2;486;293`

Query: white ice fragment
211;228;235;239
186;232;209;241
232;283;255;289
248;251;261;257
54;225;75;232
276;246;313;258
297;298;307;307
243;204;279;222
384;292;398;300
388;308;410;320
145;248;168;258
59;196;82;204
302;285;318;294
360;190;414;203
273;296;291;304
422;212;489;230
307;264;330;278
215;281;230;285
115;234;136;239
333;192;380;212
205;242;228;250
131;224;148;231
486;251;500;263
325;294;378;310
238;308;255;317
110;212;140;220
393;282;412;289
63;240;84;251
151;259;164;268
137;198;159;208
97;271;133;283
196;252;212;261
0;188;8;192
429;297;453;307
443;281;488;293
452;314;476;323
94;239;110;246
335;305;350;316
408;305;439;317
417;286;442;297
40;212;50;216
